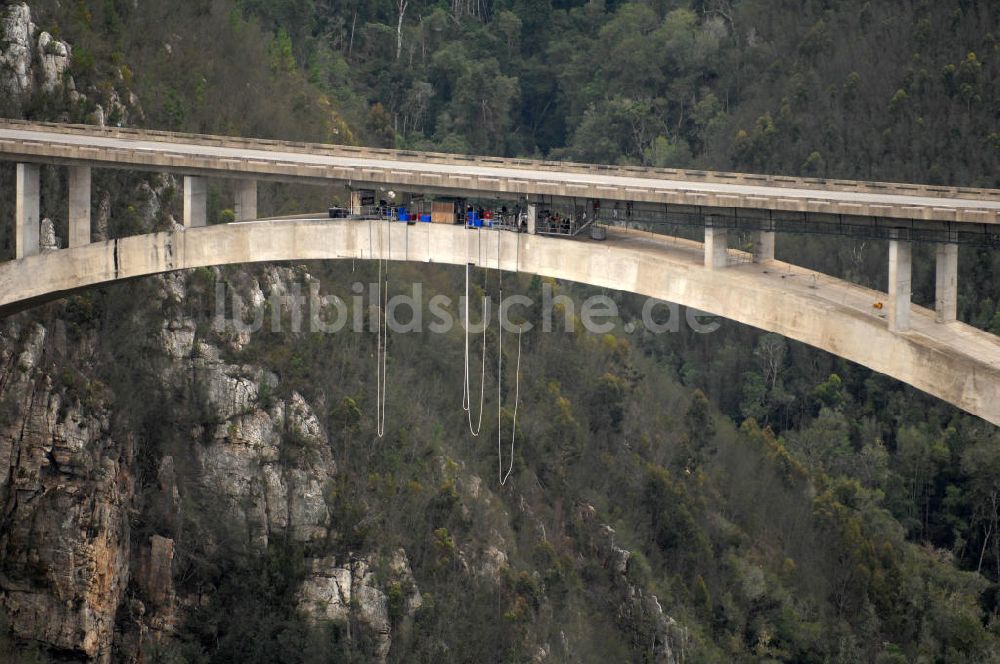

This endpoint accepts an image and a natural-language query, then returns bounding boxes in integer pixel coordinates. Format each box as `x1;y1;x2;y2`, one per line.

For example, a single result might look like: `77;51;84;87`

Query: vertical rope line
463;223;486;436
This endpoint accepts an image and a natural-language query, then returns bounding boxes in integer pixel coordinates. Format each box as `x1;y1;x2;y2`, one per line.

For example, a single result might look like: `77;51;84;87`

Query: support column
68;165;91;247
704;218;728;270
934;242;958;323
234;179;257;222
183;176;207;228
888;232;912;332
15;163;40;259
527;203;537;235
751;230;775;263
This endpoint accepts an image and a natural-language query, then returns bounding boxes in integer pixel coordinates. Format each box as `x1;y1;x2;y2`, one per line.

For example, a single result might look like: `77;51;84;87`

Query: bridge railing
600;204;1000;248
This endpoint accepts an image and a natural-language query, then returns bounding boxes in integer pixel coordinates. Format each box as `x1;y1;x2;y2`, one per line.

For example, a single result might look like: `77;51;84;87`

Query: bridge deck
2;122;999;225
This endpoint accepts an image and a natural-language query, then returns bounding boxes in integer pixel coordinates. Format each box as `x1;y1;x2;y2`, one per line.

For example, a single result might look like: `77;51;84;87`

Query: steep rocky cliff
0;319;131;660
0;13;434;648
0;242;428;662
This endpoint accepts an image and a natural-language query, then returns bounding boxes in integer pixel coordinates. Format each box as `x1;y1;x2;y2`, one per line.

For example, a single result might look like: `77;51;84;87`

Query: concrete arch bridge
1;122;999;426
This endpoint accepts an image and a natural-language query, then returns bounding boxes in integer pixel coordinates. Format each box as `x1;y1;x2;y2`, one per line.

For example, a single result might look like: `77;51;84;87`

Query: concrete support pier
15;163;40;259
183;176;207;228
235;179;257;222
704;220;728;269
752;230;775;263
888;233;912;332
527;203;537;235
935;243;958;323
68;165;91;247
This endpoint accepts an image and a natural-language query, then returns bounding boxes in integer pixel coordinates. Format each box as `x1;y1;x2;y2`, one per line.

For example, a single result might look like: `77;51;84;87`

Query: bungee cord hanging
461;228;488;437
497;314;522;486
496;228;523;486
374;211;390;439
365;201;525;478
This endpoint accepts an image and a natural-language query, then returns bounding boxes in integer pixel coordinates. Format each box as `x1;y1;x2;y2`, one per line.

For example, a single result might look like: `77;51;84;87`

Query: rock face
0;322;132;660
37;30;70;93
39;217;59;251
0;3;34;99
1;2;134;122
0;265;414;662
0;4;74;104
0;170;413;662
194;378;337;546
94;191;112;242
298;549;423;663
582;506;685;664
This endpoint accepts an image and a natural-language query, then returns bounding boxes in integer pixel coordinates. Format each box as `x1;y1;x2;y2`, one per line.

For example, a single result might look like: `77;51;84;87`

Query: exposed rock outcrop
0;322;132;660
0;261;395;661
0;4;74;104
576;505;687;664
298;549;423;664
0;3;35;100
94;191;112;242
37;30;70;93
39;217;59;251
1;2;138;122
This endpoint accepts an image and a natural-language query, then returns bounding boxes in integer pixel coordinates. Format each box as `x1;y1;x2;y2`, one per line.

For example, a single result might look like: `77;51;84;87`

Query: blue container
421;214;431;223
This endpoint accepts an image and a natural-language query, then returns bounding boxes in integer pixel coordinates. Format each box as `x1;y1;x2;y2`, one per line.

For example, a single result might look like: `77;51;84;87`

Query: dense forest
2;0;1000;662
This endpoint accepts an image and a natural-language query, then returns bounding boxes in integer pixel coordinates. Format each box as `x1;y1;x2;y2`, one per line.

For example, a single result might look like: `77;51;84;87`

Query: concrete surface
935;243;958;323
889;237;912;332
752;230;775;263
2;122;1000;224
68;165;91;248
15;163;39;259
704;225;728;270
235;179;257;222
183;176;206;228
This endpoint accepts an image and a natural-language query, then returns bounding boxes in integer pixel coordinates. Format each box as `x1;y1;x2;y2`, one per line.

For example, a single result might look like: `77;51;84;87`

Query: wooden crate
431;201;456;224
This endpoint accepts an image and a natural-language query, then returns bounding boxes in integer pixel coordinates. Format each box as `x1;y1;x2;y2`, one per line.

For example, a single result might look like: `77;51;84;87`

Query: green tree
961;434;1000;577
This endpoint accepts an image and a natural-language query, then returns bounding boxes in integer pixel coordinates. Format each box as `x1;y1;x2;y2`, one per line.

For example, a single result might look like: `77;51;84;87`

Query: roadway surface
3;124;1000;224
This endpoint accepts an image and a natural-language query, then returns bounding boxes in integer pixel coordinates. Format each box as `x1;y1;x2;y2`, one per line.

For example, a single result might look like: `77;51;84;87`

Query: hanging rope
374;212;390;438
462;228;488;436
497;230;523;486
498;323;522;486
454;223;525;484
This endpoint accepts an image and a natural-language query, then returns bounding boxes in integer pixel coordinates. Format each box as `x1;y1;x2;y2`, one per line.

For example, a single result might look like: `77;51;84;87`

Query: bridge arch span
1;219;998;426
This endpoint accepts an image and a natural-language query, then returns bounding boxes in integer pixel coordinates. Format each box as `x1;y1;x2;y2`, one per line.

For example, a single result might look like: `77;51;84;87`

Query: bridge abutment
15;163;40;259
183;176;207;228
935;242;959;323
68;165;91;247
235;179;257;222
888;233;912;332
